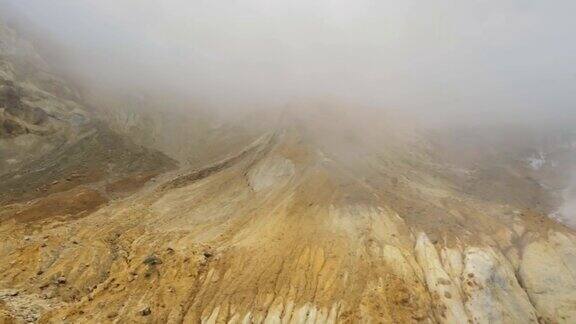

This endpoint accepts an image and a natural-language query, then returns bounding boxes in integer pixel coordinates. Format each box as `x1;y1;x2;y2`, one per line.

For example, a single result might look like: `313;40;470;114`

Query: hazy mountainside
1;19;576;324
81;89;273;168
0;20;176;206
428;126;576;217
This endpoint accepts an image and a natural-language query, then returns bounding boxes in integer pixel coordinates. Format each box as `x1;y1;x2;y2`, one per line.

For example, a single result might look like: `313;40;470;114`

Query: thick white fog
1;0;576;124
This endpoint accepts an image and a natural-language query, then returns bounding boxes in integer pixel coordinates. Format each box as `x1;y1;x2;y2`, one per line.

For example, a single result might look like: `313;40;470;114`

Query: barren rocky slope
1;20;576;324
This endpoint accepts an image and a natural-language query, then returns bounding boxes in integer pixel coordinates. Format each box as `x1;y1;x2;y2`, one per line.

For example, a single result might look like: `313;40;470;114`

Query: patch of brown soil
0;169;105;209
7;187;107;223
0;301;15;324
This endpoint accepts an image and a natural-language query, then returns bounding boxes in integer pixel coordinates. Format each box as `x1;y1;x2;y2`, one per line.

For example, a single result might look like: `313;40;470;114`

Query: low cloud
2;0;576;125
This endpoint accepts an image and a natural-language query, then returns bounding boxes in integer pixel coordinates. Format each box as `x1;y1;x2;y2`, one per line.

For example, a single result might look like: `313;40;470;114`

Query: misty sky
2;0;576;124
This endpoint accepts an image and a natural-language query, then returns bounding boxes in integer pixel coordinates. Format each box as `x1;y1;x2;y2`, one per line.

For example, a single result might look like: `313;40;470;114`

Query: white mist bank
1;0;576;126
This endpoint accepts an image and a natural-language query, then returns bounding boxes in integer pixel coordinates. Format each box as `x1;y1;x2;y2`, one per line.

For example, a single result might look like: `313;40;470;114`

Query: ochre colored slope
1;127;575;323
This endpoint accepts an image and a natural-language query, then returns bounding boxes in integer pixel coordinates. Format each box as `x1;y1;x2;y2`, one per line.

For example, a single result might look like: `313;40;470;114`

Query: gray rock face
520;232;576;323
248;156;295;192
0;21;88;175
412;230;576;324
